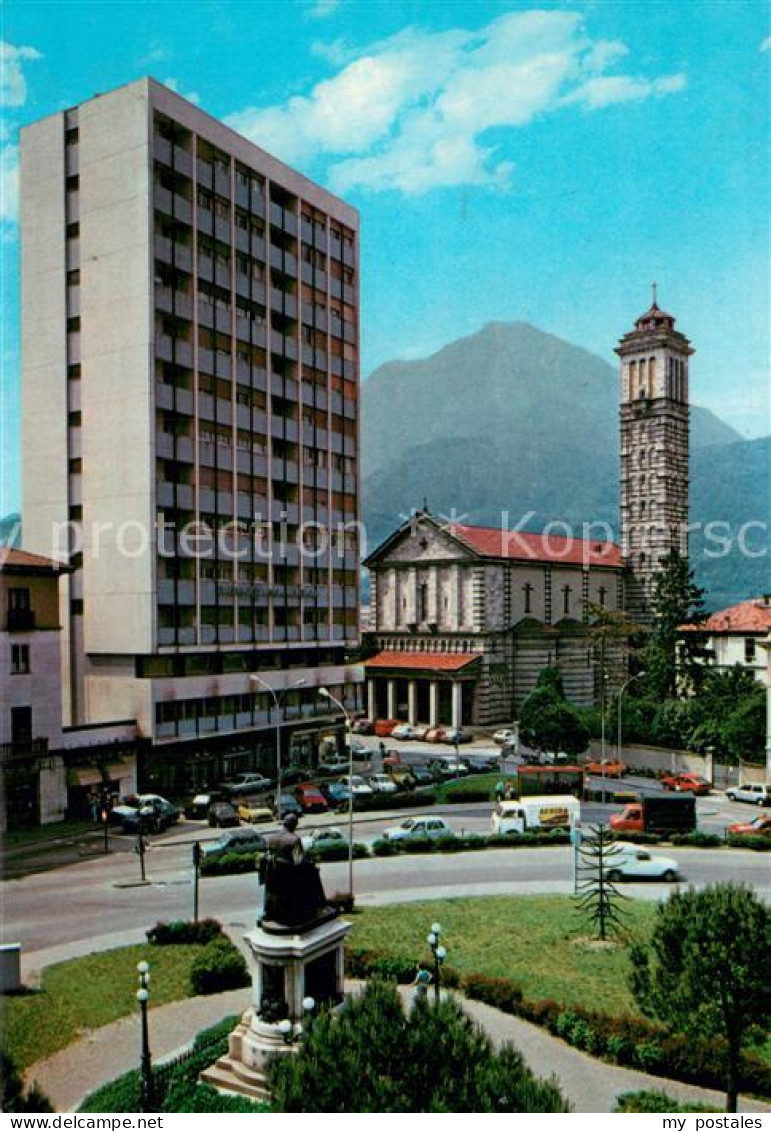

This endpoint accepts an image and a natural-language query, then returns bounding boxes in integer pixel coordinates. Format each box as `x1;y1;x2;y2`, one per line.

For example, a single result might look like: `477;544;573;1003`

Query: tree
629;883;771;1112
644;551;708;700
266;979;568;1112
520;667;589;756
575;825;628;941
0;1053;53;1113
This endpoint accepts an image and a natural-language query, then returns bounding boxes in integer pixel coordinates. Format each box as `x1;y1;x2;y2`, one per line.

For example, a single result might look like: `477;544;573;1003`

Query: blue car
322;780;353;809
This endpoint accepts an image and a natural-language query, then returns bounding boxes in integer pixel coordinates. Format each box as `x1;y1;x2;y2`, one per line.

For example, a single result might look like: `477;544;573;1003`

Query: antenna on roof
423;497;429;513
652;281;658;308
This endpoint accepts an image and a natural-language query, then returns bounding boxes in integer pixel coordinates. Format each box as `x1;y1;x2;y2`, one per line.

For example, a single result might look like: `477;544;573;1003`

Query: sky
1;0;769;515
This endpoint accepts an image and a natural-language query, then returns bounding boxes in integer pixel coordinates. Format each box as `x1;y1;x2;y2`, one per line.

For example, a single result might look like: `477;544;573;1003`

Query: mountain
0;512;21;547
361;322;767;611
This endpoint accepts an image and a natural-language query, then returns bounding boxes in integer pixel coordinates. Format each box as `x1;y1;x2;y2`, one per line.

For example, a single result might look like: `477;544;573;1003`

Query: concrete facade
20;78;363;793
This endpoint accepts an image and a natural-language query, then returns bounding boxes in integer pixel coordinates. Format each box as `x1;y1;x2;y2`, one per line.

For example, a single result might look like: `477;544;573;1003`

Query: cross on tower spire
652;281;658;308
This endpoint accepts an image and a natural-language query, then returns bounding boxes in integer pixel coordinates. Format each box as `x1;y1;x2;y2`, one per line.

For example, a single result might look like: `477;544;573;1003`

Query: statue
258;813;337;934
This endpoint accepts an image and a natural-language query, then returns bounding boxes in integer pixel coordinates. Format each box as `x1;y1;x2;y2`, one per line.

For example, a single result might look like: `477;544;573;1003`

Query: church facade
362;296;692;727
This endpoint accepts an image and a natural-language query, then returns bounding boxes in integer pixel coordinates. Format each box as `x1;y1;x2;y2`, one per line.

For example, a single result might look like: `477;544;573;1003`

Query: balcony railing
6;608;35;631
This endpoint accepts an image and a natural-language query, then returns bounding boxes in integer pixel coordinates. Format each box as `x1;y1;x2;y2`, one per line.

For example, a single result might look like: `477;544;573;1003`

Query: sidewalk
23;966;771;1114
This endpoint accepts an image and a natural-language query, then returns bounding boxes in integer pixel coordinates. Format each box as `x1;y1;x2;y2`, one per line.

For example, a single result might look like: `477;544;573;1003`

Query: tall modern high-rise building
616;290;692;624
20;77;362;791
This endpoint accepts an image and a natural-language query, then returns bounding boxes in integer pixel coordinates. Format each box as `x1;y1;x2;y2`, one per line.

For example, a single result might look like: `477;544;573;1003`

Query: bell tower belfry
615;287;693;623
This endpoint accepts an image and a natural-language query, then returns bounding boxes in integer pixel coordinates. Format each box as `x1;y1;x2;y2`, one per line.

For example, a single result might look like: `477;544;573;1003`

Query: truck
609;794;696;835
491;795;580;836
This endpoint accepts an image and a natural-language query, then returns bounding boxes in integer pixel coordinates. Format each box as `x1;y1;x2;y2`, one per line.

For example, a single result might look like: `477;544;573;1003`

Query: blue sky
1;0;769;514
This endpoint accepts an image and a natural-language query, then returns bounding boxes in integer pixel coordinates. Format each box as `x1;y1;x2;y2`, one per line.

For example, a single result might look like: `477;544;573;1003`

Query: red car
424;727;447;743
374;719;401;738
293;783;328;813
727;814;771;837
661;773;712;795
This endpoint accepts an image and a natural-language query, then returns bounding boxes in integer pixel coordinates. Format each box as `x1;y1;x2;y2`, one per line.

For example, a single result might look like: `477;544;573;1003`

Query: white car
726;782;771;807
348;775;374;797
383;815;453;841
493;729;518;747
391;724;416;740
369;773;399;794
301;826;347;851
603;844;680;882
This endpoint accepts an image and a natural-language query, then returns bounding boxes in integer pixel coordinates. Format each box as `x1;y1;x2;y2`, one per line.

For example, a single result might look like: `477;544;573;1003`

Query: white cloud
1;41;42;109
163;77;201;105
0;144;19;227
761;36;771;52
306;0;342;19
227;10;686;195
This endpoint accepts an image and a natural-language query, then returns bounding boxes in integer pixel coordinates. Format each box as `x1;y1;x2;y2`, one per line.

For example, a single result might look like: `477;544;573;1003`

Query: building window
522;582;533;615
11;644;30;674
562;585;571;615
419;583;429;621
745;637;756;663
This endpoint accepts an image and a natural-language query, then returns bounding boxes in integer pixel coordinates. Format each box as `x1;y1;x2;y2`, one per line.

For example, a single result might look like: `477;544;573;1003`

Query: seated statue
258;813;337;934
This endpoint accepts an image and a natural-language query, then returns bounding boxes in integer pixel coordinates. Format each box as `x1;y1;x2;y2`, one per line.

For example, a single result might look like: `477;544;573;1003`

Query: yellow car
237;800;274;825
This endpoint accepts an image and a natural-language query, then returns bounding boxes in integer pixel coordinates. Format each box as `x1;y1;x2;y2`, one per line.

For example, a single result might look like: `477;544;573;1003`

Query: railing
0;738;49;760
6;608;35;631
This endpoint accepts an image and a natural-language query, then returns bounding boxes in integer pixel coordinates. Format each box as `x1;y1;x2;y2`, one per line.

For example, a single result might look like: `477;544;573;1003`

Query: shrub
0;1053;53;1113
726;834;771;852
189;938;249;995
328;891;356;913
670;831;723;848
305;841;370;863
441;787;492;804
463;973;524;1012
200;851;260;876
371;837;399;856
615;1091;717;1113
147;919;224;946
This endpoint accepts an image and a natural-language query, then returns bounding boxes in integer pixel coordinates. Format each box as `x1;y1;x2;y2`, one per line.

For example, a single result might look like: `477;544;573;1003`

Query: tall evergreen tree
644;551;708;700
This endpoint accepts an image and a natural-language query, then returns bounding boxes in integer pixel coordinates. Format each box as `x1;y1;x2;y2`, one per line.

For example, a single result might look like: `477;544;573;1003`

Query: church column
407;681;417;726
429;681;439;727
451;682;462;729
387;679;397;719
367;679;376;721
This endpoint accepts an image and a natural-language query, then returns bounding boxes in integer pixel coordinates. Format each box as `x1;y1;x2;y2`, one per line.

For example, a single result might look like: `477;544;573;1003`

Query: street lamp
136;961;155;1112
250;674;306;820
617;671;645;764
426;922;447;1004
278;995;316;1044
318;686;354;898
759;630;771;783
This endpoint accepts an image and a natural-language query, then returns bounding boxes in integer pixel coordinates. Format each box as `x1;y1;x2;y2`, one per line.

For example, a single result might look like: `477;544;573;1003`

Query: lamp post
759;629;771;783
136;961;155;1112
250;675;306;820
617;671;645;764
426;922;447;1003
278;996;316;1045
318;686;354;897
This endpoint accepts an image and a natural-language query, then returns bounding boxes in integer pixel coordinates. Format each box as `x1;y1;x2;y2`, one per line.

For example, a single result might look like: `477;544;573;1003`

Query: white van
491;794;580;836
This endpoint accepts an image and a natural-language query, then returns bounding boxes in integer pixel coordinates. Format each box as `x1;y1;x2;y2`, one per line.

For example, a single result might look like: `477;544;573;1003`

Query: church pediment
364;513;479;567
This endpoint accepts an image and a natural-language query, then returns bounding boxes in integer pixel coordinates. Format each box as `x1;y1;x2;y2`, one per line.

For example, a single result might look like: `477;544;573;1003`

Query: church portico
364;651;481;727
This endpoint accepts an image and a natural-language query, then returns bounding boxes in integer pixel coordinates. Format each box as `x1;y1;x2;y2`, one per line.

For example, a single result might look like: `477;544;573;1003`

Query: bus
515;766;585;799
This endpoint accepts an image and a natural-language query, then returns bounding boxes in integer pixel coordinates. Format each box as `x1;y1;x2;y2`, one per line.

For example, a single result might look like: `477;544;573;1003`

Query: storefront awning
363;651;483;675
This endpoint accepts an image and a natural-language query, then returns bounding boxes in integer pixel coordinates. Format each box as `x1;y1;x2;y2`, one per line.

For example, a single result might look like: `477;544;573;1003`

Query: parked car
603;844;681;883
317;755;352;776
208;801;240;828
352;718;375;735
301;826;347;852
320;780;353;808
442;727;473;745
391;724;417;741
463;752;501;773
112;795;179;834
424;727;447;743
281;767;314;787
411;725;431;740
428;757;469;779
222;774;273;798
383;815;453;842
493;728;518;747
409;765;436;787
585;760;625;778
201;827;267;863
369;773;399;794
727;814;771;836
661;772;711;795
237;800;274;824
726;782;771;806
374;719;402;738
348;775;374;798
268;792;303;819
183;791;226;820
294;783;328;813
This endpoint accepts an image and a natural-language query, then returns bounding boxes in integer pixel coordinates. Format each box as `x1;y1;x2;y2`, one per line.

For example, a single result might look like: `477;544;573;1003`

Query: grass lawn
3;820;97;850
5;943;202;1070
349;894;656;1017
434;772;514;803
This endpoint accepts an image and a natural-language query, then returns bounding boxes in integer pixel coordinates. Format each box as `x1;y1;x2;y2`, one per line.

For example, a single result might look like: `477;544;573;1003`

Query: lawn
5;943;202;1070
434;772;513;803
349;894;656;1017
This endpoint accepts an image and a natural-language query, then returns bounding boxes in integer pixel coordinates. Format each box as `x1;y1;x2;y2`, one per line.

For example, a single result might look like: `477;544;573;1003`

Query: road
4;829;768;958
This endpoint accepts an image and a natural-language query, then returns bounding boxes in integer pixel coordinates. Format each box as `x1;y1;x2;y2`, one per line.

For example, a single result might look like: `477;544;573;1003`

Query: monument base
201;914;351;1103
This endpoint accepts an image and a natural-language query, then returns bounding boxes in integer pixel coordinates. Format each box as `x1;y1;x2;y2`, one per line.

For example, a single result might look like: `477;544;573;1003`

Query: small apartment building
20;78;362;793
364;513;628;728
682;596;771;681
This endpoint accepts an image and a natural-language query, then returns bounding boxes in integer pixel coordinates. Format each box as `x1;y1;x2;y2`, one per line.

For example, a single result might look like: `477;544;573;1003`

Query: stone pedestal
201;914;351;1102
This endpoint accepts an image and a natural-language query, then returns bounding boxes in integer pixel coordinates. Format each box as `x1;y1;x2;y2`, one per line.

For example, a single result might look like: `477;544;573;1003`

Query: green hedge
306;841;370;863
200;851;261;876
726;834;771;851
345;946;461;989
147;919;224;945
189;938;249;995
614;1091;717;1113
370;830;570;857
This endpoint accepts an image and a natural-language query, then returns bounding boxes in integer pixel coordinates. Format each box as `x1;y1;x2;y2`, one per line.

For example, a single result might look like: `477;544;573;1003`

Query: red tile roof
447;523;623;568
364;651;483;673
0;548;65;572
681;598;771;635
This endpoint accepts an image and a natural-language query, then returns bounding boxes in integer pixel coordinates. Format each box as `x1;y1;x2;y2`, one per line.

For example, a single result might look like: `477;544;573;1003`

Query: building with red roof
680;595;771;680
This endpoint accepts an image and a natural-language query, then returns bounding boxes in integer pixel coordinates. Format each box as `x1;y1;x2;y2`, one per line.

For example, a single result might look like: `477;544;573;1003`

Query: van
726;782;771;807
491;794;579;836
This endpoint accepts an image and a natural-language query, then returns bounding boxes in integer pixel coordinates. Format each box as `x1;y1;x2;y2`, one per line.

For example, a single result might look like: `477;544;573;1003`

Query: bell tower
616;287;693;624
